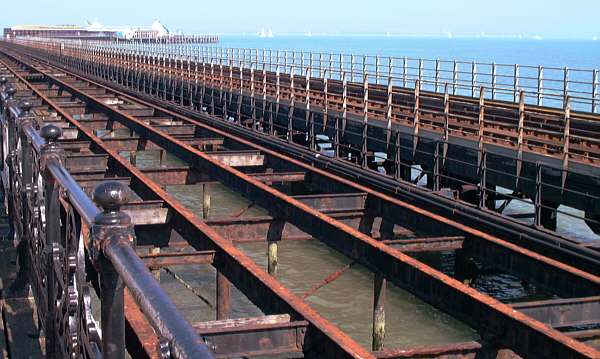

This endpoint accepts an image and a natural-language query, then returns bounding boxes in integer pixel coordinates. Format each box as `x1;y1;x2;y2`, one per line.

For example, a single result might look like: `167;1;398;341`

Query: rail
7;37;600;238
0;85;214;358
1;45;600;358
9;36;600;113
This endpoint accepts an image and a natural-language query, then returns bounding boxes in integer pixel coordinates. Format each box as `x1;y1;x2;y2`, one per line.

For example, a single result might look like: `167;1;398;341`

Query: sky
2;0;599;39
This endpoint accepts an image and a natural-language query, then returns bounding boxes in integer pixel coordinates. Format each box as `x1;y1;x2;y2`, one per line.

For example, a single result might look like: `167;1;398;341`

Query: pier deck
10;37;600;237
0;39;598;358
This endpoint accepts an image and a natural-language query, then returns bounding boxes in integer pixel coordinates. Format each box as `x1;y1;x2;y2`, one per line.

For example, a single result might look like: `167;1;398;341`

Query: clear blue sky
2;0;598;39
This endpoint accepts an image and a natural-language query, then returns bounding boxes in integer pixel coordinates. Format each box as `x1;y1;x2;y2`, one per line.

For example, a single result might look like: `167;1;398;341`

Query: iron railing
0;80;214;358
11;36;600;113
6;37;600;239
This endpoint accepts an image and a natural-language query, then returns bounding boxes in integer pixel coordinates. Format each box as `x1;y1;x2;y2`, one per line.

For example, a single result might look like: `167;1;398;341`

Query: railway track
59;40;600;164
8;38;600;237
1;47;600;357
6;41;600;271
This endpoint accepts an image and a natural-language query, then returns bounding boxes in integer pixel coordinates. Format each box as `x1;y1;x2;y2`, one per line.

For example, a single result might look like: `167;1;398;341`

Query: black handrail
0;80;214;358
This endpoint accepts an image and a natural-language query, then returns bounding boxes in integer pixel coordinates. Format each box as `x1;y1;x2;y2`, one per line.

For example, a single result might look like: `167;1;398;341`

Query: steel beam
5;51;600;358
511;297;600;328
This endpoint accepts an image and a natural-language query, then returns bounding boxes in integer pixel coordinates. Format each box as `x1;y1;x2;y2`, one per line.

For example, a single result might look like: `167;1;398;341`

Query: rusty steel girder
2;48;600;358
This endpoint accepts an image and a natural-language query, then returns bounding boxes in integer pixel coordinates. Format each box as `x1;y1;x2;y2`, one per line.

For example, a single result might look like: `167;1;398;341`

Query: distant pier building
3;21;218;43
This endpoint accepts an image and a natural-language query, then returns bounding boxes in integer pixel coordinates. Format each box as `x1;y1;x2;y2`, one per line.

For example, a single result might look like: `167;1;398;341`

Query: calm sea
217;35;600;70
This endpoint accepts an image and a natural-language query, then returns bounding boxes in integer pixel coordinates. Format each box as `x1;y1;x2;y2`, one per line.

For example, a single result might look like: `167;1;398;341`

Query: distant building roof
4;21;182;40
8;24;85;31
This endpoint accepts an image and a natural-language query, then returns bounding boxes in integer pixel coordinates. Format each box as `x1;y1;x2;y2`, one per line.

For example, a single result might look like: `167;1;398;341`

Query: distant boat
259;28;266;38
266;28;273;38
305;31;312;37
447;32;453;39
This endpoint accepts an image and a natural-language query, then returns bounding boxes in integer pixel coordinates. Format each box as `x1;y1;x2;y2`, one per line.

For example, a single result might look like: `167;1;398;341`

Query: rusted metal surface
301;262;356;299
140;250;216;267
193;315;307;358
383;236;465;253
2;46;600;358
510;296;600;328
43;54;593;278
0;53;374;358
374;341;519;358
124;289;161;359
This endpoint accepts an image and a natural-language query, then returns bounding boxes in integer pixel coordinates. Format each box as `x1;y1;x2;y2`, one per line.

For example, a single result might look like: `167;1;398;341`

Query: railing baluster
537;65;544;106
563;66;569;107
593;69;598;113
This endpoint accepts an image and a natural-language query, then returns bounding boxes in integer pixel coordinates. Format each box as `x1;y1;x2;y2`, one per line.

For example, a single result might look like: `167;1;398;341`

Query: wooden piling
202;183;211;219
150;247;161;281
268;240;278;276
372;272;386;351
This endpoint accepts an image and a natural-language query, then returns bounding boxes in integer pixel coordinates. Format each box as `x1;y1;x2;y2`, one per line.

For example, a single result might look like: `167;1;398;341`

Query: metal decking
0;40;598;358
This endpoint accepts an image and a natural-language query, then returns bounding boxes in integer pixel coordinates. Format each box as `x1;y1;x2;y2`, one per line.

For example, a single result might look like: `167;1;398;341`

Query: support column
454;249;477;286
266;220;284;276
92;181;134;359
372;272;386;351
202;183;211;219
539;201;559;231
268;241;278;276
379;219;395;241
216;271;231;320
149;247;161;281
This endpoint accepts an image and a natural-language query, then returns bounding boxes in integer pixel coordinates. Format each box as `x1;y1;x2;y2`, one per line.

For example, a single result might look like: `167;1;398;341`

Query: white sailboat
259;28;266;38
266;28;273;38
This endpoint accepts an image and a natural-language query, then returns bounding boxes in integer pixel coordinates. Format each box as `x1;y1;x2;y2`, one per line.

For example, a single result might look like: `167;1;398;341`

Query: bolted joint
39;124;65;169
91;181;134;263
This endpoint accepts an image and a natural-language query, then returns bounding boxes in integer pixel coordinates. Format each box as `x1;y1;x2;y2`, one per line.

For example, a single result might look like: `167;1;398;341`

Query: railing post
492;62;497;100
515;90;525;188
452;60;458;95
513;64;520;102
593;69;598;113
92;181;132;359
433;141;441;192
362;73;369;168
563;67;569;107
562;97;571;190
434;59;440;93
39;124;65;359
471;62;477;98
534;162;543;228
537;65;544;106
14;100;37;285
412;80;420;158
